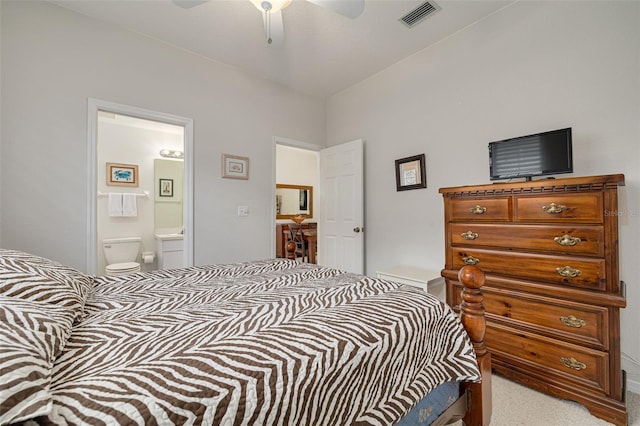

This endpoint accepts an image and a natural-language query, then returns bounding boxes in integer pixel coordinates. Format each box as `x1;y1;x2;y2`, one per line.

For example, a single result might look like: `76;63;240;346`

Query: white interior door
318;139;364;273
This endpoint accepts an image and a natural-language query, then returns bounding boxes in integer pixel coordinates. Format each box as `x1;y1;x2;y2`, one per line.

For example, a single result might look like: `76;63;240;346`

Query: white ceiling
49;0;514;99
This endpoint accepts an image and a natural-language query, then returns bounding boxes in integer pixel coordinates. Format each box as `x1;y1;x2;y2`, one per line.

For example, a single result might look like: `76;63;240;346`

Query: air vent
400;1;440;28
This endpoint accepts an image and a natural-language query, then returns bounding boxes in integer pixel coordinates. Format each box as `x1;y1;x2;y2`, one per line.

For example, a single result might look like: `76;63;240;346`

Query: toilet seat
105;262;141;276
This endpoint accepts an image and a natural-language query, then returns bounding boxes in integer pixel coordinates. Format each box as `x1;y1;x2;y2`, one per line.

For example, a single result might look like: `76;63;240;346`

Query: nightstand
376;265;445;300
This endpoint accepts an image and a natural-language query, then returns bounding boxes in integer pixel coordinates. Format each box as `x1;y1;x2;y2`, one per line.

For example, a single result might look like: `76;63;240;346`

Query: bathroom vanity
155;233;184;270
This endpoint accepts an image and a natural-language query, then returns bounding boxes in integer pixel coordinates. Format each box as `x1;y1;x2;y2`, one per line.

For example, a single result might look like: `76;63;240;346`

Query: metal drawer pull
542;202;568;214
462;255;479;265
554;234;582;246
470;205;487;214
556;266;582;278
560;356;587;371
461;231;479;240
559;315;586;328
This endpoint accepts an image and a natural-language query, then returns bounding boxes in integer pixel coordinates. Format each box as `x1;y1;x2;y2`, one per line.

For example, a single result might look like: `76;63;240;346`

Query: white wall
326;1;640;391
0;1;326;268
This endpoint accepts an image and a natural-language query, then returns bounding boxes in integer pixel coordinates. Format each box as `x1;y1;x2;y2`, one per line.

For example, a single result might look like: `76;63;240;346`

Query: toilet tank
103;237;141;264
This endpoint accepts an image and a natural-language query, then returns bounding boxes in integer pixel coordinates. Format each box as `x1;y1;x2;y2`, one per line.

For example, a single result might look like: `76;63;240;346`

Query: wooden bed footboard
457;265;492;426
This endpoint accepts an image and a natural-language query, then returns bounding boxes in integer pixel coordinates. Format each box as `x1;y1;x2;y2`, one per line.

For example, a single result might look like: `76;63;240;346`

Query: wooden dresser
440;174;627;425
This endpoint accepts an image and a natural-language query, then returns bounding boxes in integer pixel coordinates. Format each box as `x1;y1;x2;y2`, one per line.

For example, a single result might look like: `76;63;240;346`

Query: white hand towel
122;193;138;217
108;193;123;217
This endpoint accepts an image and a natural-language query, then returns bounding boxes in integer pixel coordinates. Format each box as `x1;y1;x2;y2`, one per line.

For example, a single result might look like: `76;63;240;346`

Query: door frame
271;136;321;259
86;98;194;274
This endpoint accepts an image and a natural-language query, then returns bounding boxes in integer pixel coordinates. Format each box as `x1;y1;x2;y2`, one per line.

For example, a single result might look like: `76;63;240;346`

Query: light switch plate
237;205;249;217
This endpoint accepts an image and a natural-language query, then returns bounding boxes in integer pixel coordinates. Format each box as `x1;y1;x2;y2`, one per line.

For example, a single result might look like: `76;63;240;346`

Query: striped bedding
3;255;480;425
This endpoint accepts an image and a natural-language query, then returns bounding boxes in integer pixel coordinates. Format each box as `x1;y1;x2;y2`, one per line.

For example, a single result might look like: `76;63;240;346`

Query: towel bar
98;191;150;199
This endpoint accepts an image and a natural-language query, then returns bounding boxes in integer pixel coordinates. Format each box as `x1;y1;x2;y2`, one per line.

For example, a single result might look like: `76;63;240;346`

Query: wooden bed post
458;265;492;426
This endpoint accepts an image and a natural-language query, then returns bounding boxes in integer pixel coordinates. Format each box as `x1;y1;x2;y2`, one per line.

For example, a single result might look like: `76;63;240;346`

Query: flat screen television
489;128;573;181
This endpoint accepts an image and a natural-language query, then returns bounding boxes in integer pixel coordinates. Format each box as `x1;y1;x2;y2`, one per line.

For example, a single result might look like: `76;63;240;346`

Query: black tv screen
489;128;573;181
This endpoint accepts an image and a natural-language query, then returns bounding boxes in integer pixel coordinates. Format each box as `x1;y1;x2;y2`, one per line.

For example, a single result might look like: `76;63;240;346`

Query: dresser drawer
515;193;603;223
486;323;609;393
451;248;606;291
450;223;604;256
451;283;608;349
448;197;512;222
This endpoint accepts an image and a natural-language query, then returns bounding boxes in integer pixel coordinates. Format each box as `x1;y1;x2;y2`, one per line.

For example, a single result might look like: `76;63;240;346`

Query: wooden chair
285;224;307;262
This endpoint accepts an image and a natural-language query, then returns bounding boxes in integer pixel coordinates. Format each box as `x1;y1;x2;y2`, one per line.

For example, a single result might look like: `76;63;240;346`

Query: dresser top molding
439;174;625;197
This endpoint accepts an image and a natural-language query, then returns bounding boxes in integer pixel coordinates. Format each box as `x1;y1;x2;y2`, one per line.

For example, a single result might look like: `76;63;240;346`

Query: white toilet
102;237;142;276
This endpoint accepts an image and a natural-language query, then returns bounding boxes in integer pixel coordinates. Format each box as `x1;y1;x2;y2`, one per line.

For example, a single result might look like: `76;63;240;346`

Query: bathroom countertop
155;233;184;241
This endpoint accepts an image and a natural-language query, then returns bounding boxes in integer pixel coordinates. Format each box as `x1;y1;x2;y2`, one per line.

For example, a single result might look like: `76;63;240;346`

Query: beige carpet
452;374;640;425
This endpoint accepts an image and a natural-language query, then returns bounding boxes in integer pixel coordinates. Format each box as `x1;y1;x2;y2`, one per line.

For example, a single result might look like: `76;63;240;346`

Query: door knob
353;227;361;233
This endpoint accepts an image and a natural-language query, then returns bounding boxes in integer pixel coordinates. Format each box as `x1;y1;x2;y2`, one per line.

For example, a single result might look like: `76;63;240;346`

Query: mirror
155;158;183;232
276;184;313;219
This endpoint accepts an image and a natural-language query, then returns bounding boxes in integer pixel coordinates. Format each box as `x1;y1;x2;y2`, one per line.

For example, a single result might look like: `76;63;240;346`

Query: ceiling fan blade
306;0;364;19
172;0;208;9
262;9;284;46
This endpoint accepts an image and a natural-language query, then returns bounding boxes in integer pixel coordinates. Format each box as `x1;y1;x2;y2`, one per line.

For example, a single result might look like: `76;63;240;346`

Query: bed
0;249;491;425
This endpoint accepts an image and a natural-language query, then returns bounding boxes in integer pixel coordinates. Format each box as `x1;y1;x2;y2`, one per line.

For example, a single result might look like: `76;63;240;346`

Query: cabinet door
163;250;184;269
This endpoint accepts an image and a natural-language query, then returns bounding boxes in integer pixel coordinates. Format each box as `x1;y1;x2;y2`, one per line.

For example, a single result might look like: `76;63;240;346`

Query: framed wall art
159;178;173;197
395;154;426;191
107;162;138;187
222;154;249;180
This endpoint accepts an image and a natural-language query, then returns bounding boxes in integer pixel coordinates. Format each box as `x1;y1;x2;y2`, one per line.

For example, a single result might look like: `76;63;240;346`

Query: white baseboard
623;353;640;394
628;378;640;394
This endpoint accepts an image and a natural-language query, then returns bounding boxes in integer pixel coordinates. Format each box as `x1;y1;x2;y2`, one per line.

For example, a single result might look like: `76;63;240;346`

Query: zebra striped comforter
35;259;480;425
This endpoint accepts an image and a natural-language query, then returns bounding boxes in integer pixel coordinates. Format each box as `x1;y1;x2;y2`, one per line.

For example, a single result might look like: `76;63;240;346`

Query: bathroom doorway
87;99;194;275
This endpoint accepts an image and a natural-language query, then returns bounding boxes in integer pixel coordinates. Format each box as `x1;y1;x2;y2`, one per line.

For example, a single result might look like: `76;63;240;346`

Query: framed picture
159;178;173;197
222;154;249;180
107;162;138;187
299;189;308;211
395;154;426;191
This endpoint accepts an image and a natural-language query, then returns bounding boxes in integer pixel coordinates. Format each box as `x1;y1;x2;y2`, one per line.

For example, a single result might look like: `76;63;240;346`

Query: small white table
376;265;445;300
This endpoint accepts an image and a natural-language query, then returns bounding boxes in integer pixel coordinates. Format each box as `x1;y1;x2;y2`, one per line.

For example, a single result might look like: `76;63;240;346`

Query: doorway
272;138;364;273
272;137;320;259
87;99;194;275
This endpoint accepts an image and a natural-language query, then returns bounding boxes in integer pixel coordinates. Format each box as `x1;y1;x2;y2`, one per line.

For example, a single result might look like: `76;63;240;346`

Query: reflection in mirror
276;184;313;219
400;160;420;185
155;158;183;232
